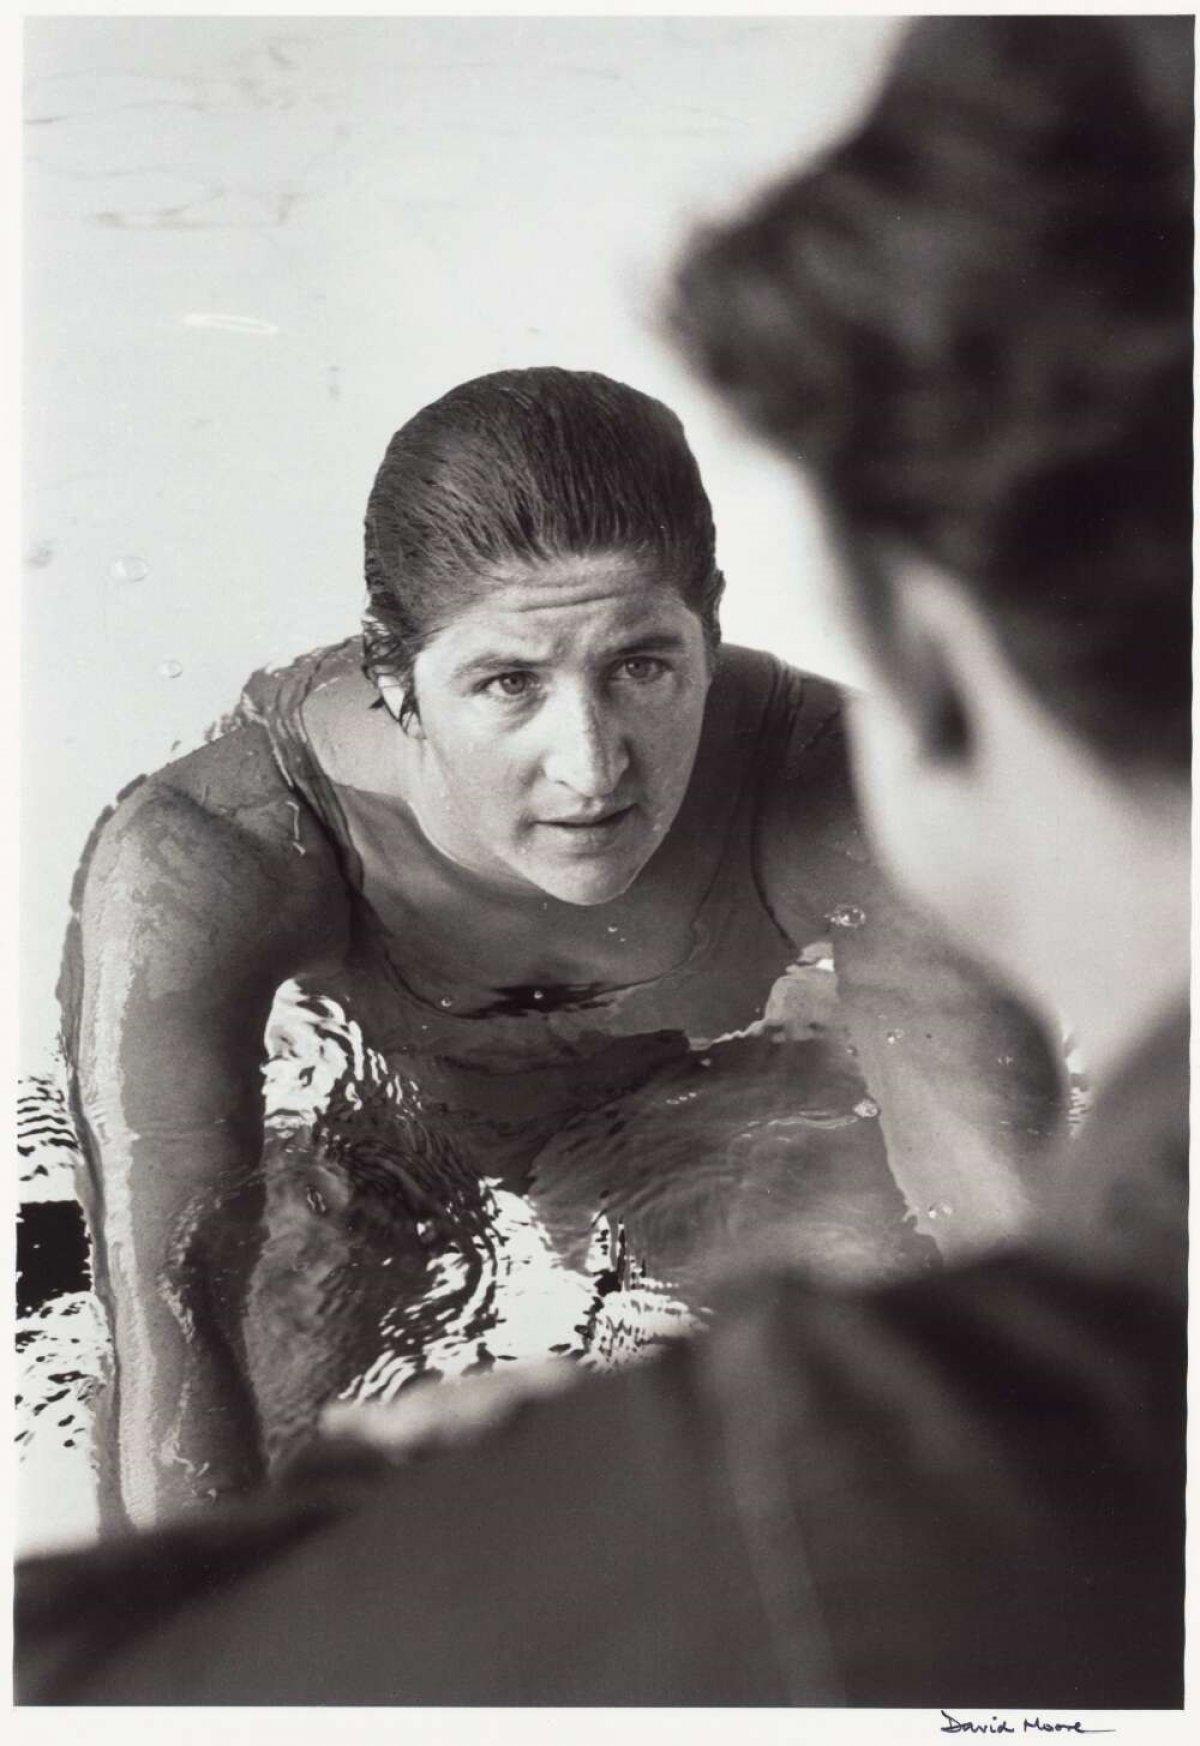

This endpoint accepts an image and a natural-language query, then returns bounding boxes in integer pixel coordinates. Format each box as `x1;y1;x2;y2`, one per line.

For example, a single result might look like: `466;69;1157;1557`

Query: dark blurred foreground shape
15;13;1190;1705
15;1013;1187;1704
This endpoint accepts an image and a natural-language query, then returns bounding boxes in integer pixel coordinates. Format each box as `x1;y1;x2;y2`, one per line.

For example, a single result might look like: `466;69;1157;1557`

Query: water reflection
225;992;938;1470
17;973;945;1520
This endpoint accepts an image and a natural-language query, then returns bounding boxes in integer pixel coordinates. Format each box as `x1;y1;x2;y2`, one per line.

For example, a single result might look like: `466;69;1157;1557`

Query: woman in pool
62;367;1059;1527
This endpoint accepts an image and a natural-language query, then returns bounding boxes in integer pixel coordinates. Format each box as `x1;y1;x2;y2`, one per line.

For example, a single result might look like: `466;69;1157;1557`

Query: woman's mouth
536;804;636;848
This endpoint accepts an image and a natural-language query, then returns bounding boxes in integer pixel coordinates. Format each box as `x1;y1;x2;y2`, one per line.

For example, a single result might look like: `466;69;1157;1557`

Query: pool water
18;962;965;1551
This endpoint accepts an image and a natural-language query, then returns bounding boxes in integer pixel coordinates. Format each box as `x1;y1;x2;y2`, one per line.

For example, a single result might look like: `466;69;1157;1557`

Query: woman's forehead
420;556;699;666
484;551;676;608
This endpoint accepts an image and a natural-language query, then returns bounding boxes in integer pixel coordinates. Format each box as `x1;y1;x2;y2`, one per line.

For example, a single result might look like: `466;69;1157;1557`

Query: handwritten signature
940;1714;1114;1736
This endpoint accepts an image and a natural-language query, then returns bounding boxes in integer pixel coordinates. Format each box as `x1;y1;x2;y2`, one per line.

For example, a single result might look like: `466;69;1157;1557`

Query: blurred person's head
361;369;725;905
673;17;1192;1073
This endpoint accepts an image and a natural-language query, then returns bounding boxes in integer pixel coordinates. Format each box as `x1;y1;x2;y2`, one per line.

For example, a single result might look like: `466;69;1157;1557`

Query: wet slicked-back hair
363;367;724;723
672;17;1193;772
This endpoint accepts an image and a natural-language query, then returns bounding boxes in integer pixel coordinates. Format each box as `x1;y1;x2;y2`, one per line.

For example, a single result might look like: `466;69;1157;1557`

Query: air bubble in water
439;997;453;1009
606;925;618;934
927;1202;954;1221
532;990;544;1001
854;1097;879;1119
828;904;866;929
157;659;182;679
886;1030;905;1045
112;555;149;584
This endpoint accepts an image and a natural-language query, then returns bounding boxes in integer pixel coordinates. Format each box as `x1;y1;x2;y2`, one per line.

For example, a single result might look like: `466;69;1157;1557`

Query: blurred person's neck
943;621;1192;1089
843;553;1190;1096
1006;751;1190;1089
948;599;1191;1088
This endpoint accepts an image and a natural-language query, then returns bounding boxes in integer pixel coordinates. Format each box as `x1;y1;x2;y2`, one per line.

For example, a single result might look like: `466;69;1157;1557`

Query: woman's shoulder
714;643;848;769
155;721;310;845
86;724;348;954
72;740;347;1005
719;647;870;926
237;637;399;795
235;637;364;737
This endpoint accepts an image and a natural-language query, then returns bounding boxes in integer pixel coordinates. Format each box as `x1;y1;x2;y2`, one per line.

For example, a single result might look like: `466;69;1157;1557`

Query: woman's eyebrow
606;630;688;657
452;649;553;680
452;630;688;680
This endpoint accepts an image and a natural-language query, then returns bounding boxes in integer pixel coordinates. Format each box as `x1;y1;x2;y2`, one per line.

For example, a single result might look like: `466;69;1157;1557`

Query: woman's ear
376;674;423;738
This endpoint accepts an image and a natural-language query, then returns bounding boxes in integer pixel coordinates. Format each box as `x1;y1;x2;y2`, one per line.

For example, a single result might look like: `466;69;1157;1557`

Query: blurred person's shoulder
702;1244;1184;1702
16;1191;1185;1703
687;1010;1187;1702
1039;1000;1189;1295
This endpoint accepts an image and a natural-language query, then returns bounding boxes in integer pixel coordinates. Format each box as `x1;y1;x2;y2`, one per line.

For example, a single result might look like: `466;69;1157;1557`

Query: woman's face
403;554;712;906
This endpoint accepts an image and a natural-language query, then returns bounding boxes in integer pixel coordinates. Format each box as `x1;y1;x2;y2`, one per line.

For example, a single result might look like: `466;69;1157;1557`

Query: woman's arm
755;687;1065;1257
60;725;350;1527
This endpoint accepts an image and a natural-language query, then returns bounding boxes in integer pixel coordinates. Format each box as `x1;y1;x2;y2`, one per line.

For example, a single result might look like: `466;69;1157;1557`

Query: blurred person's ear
869;579;974;773
816;515;979;777
845;544;1192;1079
835;550;1041;972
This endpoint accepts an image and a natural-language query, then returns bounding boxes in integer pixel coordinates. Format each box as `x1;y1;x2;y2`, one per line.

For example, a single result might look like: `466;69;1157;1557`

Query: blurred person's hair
671;17;1193;773
363;367;725;725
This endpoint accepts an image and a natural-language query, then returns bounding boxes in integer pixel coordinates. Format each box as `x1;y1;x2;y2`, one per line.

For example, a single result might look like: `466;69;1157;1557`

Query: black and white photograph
12;4;1192;1722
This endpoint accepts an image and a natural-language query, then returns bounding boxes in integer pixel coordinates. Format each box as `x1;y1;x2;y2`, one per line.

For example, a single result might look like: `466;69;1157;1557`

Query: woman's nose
541;688;630;799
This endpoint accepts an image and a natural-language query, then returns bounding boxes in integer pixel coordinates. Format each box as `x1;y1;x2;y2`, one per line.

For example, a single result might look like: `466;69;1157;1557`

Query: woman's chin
528;856;643;908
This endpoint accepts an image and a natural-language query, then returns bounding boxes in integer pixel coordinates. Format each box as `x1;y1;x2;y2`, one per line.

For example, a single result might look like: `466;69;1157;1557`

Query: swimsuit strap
234;639;367;882
690;643;846;915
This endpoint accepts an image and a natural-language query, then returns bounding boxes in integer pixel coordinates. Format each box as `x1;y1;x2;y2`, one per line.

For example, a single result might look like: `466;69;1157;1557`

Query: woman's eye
615;656;667;683
484;671;537;700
